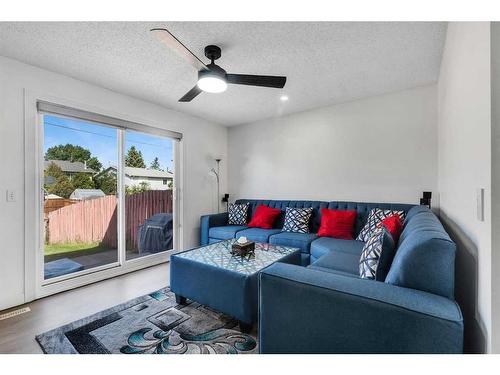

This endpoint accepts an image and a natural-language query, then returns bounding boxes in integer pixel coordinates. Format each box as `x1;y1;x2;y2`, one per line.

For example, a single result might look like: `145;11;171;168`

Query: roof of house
44;160;97;174
69;189;105;200
96;166;173;179
125;167;173;179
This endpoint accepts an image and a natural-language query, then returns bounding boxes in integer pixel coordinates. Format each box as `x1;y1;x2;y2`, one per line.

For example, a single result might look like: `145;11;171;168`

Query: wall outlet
6;190;16;202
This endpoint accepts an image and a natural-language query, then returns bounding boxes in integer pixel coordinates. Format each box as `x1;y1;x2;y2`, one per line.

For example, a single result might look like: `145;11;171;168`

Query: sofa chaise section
259;263;463;353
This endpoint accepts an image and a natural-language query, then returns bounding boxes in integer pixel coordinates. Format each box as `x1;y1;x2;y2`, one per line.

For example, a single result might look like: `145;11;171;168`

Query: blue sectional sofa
200;199;463;353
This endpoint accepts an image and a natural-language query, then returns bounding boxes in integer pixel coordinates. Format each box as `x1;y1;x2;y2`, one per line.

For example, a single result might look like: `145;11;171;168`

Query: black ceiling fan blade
226;74;286;88
151;28;208;72
179;85;203;102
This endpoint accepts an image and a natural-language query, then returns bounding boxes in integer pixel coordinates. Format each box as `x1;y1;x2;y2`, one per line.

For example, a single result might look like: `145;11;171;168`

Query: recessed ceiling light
280;95;289;101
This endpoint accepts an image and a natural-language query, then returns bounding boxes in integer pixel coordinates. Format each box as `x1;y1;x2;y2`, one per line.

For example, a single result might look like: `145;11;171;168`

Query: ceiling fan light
197;76;227;93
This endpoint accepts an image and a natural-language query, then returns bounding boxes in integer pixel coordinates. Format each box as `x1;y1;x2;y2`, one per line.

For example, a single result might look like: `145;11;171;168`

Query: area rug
35;287;257;354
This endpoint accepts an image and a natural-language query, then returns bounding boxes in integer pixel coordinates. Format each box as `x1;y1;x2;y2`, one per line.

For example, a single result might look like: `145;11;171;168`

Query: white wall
491;22;500;354
437;22;492;353
0;56;227;310
229;85;437;205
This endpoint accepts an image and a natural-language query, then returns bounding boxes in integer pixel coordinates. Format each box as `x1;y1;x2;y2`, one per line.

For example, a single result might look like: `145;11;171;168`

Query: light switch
6;190;16;202
476;188;484;222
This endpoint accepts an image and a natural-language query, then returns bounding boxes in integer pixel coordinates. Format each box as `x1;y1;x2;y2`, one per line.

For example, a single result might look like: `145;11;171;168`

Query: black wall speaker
420;192;432;209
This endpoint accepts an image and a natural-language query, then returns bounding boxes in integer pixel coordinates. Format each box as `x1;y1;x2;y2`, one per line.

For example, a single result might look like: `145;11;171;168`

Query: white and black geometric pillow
359;226;395;281
356;208;405;242
282;207;313;233
228;203;249;225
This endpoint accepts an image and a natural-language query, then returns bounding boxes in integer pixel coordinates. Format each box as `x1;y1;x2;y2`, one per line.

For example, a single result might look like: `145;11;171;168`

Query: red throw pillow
381;215;403;243
317;209;357;239
248;205;281;229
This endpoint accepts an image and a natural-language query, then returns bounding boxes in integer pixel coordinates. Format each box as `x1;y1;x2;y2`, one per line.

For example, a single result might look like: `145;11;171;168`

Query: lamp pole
211;159;221;213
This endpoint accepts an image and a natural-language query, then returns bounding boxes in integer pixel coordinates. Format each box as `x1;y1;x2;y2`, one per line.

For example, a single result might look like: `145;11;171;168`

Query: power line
44;121;171;149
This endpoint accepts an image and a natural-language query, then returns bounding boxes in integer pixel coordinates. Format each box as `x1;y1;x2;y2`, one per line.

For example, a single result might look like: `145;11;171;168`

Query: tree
45;164;74;198
45;144;91;163
95;173;117;195
45;162;64;180
125;181;150;195
47;178;74;199
125;146;146;168
86;156;102;172
72;173;95;190
44;162;73;198
150;157;161;170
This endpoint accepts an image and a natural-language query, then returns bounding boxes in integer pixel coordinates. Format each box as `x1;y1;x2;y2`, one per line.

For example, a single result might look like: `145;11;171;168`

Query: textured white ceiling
0;22;446;126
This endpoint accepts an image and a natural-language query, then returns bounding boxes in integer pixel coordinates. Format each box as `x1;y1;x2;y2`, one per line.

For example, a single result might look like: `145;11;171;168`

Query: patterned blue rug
35;287;257;354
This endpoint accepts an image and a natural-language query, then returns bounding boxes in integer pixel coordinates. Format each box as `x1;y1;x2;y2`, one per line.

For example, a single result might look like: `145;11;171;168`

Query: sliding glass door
42;114;119;279
38;106;178;284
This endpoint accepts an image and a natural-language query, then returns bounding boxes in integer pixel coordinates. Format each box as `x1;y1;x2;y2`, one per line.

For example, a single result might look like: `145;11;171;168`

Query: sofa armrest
259;263;463;353
200;212;229;246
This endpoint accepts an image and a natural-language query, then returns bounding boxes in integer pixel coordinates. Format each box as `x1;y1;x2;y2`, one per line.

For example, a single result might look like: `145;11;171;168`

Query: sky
43;114;174;171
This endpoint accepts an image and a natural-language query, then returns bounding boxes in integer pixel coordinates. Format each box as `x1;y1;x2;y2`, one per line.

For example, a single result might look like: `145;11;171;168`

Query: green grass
44;242;109;256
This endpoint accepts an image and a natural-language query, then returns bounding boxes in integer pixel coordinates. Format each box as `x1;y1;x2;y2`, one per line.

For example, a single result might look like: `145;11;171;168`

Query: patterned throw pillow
228;203;249;225
356;208;406;242
359;226;396;281
282;207;313;233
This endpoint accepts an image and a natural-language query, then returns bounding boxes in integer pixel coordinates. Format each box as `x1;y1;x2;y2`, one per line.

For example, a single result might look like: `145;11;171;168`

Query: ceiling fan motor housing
204;45;222;61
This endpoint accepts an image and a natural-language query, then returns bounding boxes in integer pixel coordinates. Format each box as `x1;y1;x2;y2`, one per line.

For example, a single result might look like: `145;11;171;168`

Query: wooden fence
47;190;173;249
44;198;76;216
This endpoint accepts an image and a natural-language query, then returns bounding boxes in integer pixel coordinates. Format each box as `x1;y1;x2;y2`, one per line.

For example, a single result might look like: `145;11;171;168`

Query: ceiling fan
150;28;287;102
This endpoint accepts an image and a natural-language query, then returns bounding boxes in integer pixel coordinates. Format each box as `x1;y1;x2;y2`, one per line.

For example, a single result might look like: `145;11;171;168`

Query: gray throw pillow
282;207;313;233
359;226;396;281
228;203;249;225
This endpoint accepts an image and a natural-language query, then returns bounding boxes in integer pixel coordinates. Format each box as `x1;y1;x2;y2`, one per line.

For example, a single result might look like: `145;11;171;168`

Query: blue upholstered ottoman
170;239;301;332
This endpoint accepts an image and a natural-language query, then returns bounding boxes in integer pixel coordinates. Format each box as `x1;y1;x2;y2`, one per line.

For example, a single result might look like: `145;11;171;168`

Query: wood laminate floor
0;263;169;354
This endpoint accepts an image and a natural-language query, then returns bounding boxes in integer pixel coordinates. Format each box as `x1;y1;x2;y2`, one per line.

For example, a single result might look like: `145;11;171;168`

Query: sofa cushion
228;203;249;225
209;225;247;240
310;237;365;262
310;250;360;275
236;228;282;243
359;227;396;281
269;232;318;253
